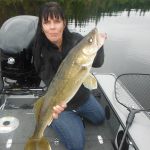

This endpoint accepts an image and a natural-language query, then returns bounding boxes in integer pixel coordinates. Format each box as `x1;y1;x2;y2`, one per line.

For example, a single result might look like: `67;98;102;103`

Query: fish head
82;27;103;55
75;27;104;66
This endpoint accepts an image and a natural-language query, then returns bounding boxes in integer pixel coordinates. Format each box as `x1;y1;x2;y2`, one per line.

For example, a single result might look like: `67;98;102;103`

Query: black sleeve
92;46;104;68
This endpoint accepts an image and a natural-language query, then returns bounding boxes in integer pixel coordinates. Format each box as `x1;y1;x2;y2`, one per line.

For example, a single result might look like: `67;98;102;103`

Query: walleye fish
24;27;105;150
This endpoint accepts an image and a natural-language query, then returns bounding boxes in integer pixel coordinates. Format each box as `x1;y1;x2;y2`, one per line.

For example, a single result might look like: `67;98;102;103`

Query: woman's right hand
52;103;67;119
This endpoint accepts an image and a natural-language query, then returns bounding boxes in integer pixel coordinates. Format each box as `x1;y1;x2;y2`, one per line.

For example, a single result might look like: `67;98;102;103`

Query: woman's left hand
52;103;67;119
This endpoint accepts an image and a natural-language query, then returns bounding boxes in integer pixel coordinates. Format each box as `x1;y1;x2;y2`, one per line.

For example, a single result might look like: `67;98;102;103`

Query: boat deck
0;89;117;150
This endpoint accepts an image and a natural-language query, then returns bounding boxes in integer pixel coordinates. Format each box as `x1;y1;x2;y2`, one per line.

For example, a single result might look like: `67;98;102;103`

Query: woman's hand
52;103;67;119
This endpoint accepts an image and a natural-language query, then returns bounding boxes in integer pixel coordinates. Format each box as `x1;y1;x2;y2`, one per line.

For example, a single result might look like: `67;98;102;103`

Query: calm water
0;0;150;75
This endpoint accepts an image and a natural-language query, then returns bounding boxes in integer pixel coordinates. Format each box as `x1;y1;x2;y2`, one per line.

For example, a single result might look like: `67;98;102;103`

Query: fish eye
88;37;93;43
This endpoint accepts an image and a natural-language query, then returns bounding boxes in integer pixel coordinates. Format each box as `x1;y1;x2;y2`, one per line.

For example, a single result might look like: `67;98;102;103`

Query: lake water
0;0;150;76
88;10;150;75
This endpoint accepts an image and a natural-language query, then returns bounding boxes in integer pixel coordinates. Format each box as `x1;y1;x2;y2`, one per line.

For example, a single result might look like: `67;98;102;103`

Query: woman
32;2;106;150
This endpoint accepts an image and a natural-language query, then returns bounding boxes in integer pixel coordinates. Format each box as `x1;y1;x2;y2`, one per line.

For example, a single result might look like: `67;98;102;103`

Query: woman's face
42;16;65;45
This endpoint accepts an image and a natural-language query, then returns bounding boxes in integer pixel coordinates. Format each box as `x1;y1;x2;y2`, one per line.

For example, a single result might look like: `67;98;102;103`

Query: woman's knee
90;107;105;125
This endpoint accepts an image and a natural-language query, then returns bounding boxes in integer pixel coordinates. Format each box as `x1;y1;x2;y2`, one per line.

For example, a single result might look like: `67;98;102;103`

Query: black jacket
32;31;104;110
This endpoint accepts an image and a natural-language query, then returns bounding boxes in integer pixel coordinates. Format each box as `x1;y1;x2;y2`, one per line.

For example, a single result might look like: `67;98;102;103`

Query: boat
0;15;150;150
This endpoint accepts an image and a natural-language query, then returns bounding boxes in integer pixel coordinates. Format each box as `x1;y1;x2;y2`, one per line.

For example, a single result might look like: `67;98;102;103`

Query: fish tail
24;136;51;150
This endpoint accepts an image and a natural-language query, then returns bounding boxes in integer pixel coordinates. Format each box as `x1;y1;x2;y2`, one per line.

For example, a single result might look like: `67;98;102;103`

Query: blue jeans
51;94;105;150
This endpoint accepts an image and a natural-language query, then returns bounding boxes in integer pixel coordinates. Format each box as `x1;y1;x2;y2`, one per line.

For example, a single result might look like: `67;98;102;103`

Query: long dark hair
32;1;70;72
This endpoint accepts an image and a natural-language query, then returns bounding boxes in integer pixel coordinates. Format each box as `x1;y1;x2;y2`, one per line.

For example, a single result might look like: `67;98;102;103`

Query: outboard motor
0;15;40;92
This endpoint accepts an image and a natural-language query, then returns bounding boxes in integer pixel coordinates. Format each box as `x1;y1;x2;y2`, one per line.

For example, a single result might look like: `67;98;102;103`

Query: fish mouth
93;28;105;48
91;28;101;48
95;30;101;48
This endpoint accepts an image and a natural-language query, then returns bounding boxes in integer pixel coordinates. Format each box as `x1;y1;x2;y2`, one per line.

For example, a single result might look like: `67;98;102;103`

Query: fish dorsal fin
34;96;45;122
83;73;97;90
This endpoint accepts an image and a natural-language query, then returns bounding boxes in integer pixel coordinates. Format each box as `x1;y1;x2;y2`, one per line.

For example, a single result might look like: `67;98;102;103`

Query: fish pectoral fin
83;73;97;90
34;96;45;122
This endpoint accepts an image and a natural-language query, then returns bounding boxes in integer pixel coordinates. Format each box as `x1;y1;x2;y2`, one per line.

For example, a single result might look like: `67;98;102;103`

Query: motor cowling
0;15;40;87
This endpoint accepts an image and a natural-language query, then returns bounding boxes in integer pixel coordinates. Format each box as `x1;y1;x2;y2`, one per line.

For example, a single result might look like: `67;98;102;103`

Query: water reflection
0;0;150;26
0;0;150;75
92;10;150;75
